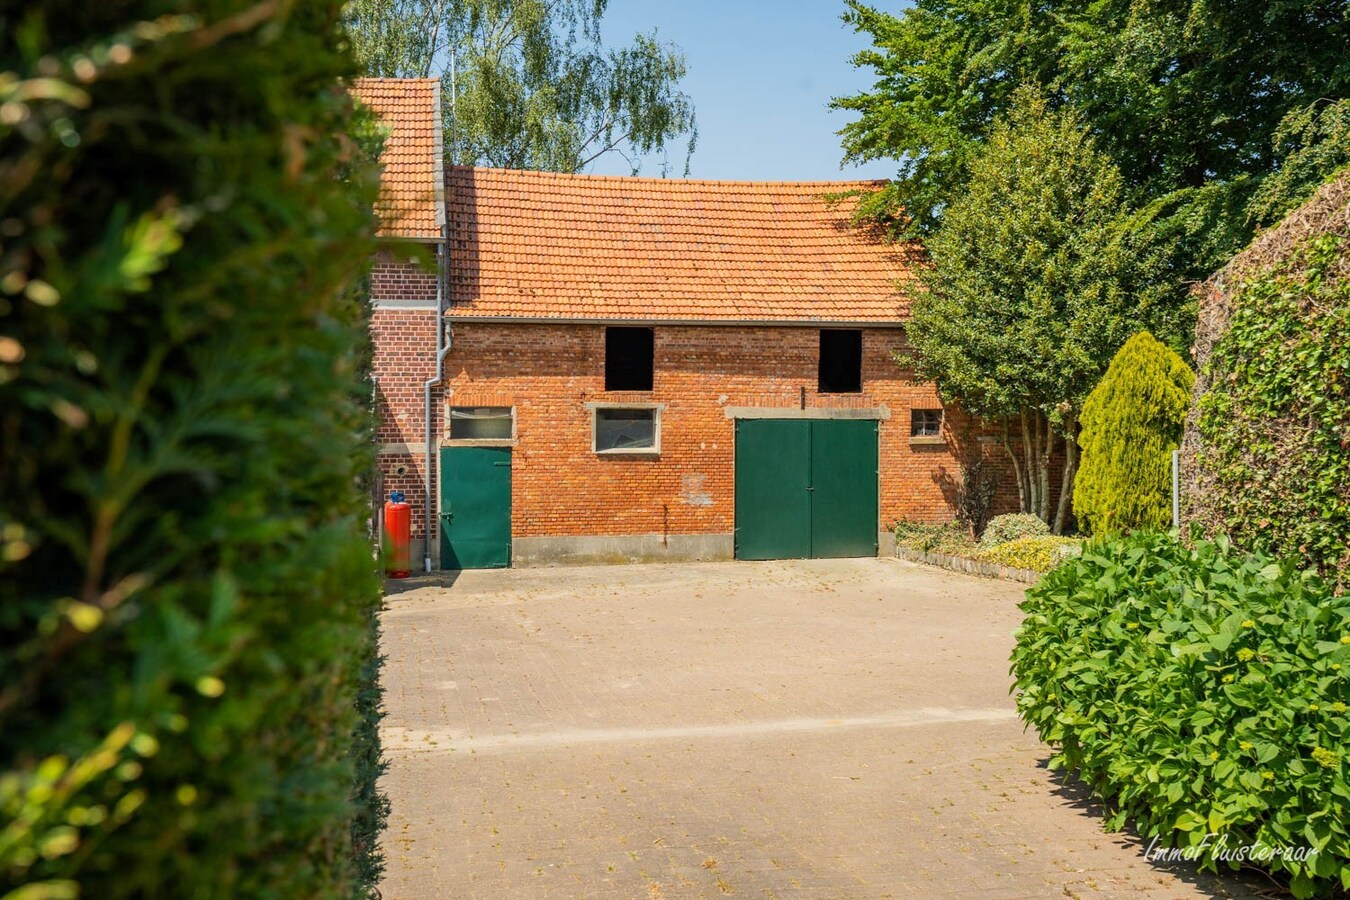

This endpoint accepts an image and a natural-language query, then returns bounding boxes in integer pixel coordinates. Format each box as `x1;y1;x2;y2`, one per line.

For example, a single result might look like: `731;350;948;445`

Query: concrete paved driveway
378;559;1258;899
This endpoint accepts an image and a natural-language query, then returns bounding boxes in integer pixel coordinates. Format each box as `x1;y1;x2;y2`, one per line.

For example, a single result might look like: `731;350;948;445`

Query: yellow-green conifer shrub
1074;332;1194;534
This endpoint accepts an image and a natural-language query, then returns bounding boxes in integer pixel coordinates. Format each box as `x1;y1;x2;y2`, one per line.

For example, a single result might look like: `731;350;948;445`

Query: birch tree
344;0;697;175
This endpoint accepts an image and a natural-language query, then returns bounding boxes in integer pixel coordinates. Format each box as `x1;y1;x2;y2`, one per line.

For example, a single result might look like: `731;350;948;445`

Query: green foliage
907;90;1185;530
892;519;975;556
345;0;697;175
980;514;1049;548
832;0;1350;271
1195;234;1350;594
975;536;1081;573
0;3;383;896
909;91;1184;417
349;611;391;891
344;0;440;82
1074;332;1194;536
1012;532;1350;897
1249;100;1350;228
894;518;1081;573
909;91;1181;422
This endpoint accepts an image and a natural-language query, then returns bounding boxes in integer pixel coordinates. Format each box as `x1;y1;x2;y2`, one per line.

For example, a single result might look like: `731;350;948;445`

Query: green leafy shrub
1249;103;1350;227
976;536;1081;573
980;513;1049;547
892;519;976;556
0;3;383;897
1192;231;1349;593
1012;532;1350;897
1074;331;1194;535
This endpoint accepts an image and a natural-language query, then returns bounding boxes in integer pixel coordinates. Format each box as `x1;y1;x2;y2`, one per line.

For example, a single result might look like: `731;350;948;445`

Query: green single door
809;419;880;558
439;446;511;569
734;419;811;559
734;418;878;560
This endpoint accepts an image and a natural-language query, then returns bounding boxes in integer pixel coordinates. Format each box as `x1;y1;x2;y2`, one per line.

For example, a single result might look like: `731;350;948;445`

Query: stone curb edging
891;546;1042;584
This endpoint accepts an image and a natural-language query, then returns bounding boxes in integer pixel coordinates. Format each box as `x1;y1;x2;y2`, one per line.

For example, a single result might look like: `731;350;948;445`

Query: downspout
424;55;457;572
423;228;451;572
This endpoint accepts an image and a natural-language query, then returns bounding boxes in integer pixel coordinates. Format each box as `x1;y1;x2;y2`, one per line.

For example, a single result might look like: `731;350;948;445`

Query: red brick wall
370;246;442;552
430;323;973;540
370;314;1066;552
372;246;437;305
371;307;439;545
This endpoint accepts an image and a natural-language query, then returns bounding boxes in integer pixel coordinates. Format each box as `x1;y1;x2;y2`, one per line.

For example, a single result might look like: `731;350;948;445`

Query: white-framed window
447;406;514;441
910;409;943;438
592;404;661;455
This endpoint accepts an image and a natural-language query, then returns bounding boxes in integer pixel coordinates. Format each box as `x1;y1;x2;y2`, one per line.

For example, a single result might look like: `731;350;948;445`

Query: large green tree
907;91;1184;533
344;0;697;174
832;0;1350;272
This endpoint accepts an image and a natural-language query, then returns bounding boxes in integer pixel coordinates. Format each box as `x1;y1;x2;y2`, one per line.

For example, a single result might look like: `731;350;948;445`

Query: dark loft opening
818;329;862;393
605;327;654;391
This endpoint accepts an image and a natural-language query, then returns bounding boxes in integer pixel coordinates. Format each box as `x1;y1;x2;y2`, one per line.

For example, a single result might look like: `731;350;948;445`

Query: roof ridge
351;76;441;85
448;164;885;191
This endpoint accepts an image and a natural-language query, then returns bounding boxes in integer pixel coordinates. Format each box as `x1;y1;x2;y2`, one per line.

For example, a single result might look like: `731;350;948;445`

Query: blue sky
593;1;901;182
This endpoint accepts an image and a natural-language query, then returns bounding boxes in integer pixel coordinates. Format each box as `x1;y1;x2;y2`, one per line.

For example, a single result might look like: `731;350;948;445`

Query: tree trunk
1052;416;1080;535
1037;412;1053;525
1021;410;1038;517
1002;417;1027;514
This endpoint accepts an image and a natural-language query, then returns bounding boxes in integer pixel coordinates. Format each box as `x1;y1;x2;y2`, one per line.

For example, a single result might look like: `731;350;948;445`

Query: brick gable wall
371;246;438;305
371;251;441;549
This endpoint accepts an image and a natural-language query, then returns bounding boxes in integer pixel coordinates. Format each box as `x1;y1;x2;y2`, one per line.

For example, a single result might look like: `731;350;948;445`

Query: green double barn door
734;419;879;560
439;446;512;569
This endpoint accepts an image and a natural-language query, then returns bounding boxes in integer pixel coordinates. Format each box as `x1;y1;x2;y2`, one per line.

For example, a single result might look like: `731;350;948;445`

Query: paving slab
378;559;1262;899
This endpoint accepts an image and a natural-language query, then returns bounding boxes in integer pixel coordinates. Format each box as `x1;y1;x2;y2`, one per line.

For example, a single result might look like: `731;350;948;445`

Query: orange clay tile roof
351;77;445;240
446;166;921;323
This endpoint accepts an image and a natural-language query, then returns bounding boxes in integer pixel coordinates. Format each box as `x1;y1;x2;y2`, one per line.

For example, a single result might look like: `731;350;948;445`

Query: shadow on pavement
1043;761;1284;899
383;571;461;597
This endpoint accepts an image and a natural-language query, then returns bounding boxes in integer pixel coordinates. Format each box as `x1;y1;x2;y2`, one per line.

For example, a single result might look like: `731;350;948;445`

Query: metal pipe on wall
423;54;459;573
423;226;451;572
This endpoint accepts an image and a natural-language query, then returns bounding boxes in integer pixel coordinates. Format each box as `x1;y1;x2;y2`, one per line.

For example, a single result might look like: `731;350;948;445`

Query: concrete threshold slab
383;706;1018;756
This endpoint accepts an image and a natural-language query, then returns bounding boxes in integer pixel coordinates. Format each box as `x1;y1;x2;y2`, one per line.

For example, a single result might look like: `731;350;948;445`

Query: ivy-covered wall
1181;173;1349;592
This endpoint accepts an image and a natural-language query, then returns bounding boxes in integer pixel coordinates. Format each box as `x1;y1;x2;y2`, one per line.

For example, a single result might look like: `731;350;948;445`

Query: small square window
910;409;943;438
605;327;654;391
448;406;513;440
818;329;862;393
594;406;659;454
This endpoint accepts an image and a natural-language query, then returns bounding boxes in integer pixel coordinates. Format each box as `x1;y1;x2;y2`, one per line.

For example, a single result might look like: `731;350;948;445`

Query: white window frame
587;402;663;456
909;408;944;441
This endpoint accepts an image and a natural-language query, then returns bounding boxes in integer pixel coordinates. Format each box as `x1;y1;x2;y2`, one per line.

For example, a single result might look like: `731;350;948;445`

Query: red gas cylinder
383;491;411;579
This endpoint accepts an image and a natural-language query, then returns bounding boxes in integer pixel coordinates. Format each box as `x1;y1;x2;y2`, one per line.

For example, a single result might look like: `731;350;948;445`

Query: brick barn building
357;79;990;569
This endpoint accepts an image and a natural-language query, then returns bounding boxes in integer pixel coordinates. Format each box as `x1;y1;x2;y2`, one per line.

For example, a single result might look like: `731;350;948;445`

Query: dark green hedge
1013;532;1350;897
1;3;384;897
